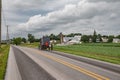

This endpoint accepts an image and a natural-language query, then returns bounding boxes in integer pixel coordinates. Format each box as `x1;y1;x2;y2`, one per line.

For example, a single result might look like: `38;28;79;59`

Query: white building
113;38;120;43
63;35;81;44
102;37;108;42
63;37;74;43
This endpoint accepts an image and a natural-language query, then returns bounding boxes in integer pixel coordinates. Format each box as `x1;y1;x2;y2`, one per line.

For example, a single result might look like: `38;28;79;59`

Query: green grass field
54;43;120;64
0;45;10;80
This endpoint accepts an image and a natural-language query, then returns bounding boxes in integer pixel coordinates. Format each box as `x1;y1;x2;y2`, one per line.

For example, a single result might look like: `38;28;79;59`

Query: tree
116;35;120;39
81;35;89;43
13;37;22;45
22;38;26;43
97;34;102;42
49;33;55;40
66;33;81;37
108;35;114;43
67;33;74;37
102;35;108;38
74;33;82;35
28;34;35;43
92;30;97;43
55;34;60;40
35;39;40;42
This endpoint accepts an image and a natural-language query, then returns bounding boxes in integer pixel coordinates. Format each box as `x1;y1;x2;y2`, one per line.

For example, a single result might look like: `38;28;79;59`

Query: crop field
0;45;9;80
54;43;120;64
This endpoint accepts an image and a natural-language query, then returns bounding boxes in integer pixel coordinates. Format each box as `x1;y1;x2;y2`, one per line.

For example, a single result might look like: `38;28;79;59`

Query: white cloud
2;0;120;39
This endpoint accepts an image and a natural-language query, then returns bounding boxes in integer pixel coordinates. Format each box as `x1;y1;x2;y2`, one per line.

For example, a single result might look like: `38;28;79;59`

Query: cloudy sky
2;0;120;39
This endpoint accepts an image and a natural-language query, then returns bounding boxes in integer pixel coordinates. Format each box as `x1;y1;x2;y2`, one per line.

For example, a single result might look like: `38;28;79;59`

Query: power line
6;25;9;44
2;9;7;27
0;0;2;47
2;1;10;44
2;7;9;43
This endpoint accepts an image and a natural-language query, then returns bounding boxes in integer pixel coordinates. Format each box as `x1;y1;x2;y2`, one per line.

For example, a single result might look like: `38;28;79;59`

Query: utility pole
0;0;1;47
6;25;9;44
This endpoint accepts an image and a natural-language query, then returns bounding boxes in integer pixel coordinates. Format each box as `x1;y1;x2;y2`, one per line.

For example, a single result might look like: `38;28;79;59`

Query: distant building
102;37;108;42
96;38;100;43
63;35;81;44
50;40;57;44
63;37;74;43
113;38;120;43
89;38;92;43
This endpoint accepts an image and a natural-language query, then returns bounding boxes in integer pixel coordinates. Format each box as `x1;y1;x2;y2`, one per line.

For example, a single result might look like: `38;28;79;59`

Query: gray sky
2;0;120;39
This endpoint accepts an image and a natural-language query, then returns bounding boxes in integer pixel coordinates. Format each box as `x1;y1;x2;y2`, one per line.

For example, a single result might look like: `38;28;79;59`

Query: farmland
54;43;120;64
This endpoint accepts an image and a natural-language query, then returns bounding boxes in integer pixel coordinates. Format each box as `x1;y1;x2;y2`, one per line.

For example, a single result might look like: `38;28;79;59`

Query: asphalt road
5;46;120;80
13;46;56;80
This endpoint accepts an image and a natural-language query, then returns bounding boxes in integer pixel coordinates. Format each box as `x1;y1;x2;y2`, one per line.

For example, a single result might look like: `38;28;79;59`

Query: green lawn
54;43;120;64
0;45;10;80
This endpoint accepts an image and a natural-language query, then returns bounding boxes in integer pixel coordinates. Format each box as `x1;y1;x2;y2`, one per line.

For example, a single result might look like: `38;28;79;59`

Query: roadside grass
0;45;10;80
54;43;120;64
20;42;39;48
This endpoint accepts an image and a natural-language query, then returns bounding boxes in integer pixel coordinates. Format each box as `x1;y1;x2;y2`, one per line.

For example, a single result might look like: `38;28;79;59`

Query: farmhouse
63;35;81;44
113;38;120;43
102;37;108;42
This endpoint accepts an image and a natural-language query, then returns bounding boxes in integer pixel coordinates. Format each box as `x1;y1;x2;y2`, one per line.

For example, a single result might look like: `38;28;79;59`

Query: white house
63;37;74;43
102;37;108;42
113;38;120;43
50;40;57;44
63;35;81;44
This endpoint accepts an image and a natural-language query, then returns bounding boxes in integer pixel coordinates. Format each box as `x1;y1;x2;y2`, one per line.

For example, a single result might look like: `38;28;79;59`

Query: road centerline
31;49;110;80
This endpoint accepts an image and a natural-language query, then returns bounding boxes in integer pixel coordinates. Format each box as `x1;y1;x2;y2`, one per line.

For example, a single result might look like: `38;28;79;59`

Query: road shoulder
5;46;22;80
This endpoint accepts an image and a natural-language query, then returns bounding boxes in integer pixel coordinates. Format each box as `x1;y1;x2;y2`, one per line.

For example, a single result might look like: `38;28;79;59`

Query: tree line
12;33;36;45
81;30;120;43
12;32;120;45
